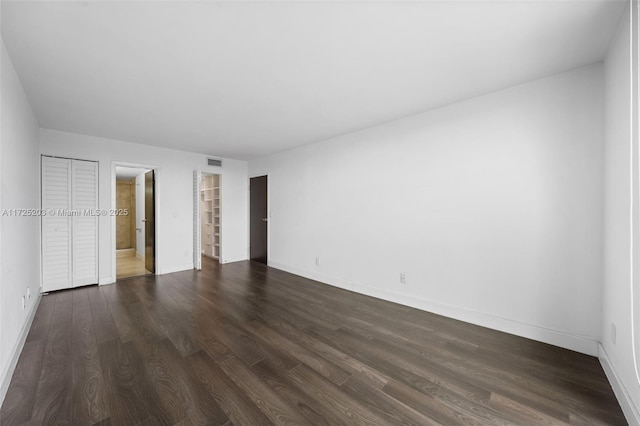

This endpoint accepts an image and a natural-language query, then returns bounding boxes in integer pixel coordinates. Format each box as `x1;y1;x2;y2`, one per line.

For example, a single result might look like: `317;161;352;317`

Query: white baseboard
0;293;42;406
220;255;249;265
268;261;599;356
599;344;640;426
159;264;196;275
99;276;115;285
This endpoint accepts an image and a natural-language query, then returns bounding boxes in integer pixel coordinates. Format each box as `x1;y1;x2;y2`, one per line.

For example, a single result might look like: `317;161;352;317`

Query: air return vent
208;158;222;167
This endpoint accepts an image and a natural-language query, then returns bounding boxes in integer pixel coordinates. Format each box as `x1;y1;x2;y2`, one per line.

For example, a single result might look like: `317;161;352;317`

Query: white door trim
193;170;202;270
111;162;160;281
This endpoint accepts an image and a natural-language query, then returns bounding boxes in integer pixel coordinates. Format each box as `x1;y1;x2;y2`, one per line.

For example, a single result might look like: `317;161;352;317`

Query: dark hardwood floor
0;258;627;425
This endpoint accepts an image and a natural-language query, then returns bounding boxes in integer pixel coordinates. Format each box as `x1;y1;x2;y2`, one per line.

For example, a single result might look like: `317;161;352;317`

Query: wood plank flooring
1;258;627;425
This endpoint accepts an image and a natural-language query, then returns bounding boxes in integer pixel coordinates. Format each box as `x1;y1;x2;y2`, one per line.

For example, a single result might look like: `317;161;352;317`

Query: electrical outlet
611;323;617;344
400;273;406;284
316;257;320;266
21;296;25;310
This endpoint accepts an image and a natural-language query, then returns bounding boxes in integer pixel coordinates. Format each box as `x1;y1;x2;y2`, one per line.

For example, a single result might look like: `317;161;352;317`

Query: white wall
0;40;41;403
135;171;145;258
250;64;605;356
40;129;248;284
221;162;250;263
601;3;640;424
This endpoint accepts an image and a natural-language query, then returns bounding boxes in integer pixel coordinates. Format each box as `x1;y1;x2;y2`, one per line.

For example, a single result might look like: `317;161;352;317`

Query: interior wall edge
0;293;41;407
268;261;599;357
599;343;640;425
98;276;115;286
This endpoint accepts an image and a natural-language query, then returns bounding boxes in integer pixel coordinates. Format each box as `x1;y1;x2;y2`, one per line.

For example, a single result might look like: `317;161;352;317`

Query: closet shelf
200;174;221;262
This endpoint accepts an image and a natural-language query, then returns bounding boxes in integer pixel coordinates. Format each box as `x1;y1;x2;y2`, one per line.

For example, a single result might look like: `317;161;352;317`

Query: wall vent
208;158;222;167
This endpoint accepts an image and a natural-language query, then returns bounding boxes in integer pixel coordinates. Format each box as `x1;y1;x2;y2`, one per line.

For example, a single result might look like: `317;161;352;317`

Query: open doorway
201;173;221;262
194;171;221;269
115;166;155;279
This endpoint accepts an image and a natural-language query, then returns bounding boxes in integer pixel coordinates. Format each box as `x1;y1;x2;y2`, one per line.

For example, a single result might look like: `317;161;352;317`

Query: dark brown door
250;175;268;264
144;170;155;273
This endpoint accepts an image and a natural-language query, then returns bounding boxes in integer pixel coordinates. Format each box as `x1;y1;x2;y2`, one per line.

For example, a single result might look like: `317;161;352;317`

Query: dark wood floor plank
133;338;229;425
340;373;440;426
99;338;174;426
0;340;46;424
218;356;308;425
93;416;113;426
382;378;467;425
414;338;588;424
87;286;119;344
129;337;189;425
129;281;202;357
251;358;347;426
1;259;627;425
488;392;571;425
257;312;390;389
195;313;267;367
122;300;168;344
341;327;494;405
71;289;109;425
434;386;517;425
0;294;55;424
175;286;298;369
188;351;274;426
98;338;151;425
229;320;300;371
287;363;389;426
307;326;442;397
30;292;73;425
441;337;623;423
191;325;235;363
101;284;143;343
245;319;352;386
363;323;582;424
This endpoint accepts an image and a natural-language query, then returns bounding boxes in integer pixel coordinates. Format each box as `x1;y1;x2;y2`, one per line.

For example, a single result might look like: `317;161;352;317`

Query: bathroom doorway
115;166;154;279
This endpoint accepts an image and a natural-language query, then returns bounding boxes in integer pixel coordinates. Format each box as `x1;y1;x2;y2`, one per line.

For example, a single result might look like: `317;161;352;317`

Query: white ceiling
1;1;626;160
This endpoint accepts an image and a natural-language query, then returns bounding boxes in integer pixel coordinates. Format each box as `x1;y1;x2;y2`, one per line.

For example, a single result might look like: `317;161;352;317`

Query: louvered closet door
42;156;98;291
42;156;72;292
71;160;98;286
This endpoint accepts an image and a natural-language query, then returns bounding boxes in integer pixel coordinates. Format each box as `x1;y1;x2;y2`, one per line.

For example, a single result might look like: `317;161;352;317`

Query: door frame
193;170;222;269
111;162;160;280
249;173;270;265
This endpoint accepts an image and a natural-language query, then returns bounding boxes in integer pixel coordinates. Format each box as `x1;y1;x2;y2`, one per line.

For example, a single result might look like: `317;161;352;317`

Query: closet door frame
41;155;99;292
